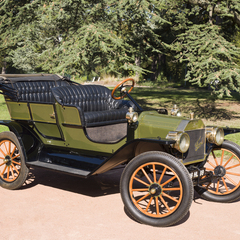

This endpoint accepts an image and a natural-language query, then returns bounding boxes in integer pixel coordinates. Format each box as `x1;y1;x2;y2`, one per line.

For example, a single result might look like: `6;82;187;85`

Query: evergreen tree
170;0;240;97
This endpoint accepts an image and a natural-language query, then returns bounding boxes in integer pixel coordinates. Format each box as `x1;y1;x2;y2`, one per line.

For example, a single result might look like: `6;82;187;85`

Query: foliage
169;0;240;98
1;0;240;97
0;0;168;77
174;24;240;98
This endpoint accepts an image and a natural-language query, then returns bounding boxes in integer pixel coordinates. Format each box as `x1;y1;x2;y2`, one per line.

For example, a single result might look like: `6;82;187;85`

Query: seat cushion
84;109;128;127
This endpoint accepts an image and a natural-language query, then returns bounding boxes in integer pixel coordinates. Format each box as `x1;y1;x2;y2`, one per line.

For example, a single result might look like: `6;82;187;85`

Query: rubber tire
0;131;29;190
120;151;193;227
195;140;240;203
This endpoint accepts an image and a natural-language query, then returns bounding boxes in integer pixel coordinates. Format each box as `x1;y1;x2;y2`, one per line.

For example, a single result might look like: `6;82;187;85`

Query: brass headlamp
205;127;224;145
166;131;190;153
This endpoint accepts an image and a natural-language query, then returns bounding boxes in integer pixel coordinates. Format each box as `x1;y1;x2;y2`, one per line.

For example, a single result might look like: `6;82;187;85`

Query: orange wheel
0;132;28;190
120;151;193;227
111;78;135;100
195;140;240;202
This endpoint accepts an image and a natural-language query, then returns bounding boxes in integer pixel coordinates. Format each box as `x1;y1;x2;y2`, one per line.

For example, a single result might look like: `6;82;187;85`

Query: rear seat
7;79;71;103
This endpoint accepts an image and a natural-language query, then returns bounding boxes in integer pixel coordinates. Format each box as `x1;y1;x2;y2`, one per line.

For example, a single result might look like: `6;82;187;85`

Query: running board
26;161;91;177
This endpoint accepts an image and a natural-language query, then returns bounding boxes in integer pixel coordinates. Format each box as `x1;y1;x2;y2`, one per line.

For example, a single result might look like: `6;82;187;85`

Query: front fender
223;127;240;136
92;138;175;175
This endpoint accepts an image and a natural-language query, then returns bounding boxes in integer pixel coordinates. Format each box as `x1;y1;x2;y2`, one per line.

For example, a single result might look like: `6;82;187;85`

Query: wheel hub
4;155;12;166
149;183;162;197
214;165;226;177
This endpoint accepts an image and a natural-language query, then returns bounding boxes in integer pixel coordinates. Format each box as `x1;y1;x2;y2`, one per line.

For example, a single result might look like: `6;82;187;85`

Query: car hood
135;111;205;139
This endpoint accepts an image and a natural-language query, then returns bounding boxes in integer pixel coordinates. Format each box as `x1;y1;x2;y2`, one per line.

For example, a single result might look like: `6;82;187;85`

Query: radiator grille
183;129;205;164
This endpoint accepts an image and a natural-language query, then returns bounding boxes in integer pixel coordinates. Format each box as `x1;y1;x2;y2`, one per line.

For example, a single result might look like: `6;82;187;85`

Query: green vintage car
0;74;239;227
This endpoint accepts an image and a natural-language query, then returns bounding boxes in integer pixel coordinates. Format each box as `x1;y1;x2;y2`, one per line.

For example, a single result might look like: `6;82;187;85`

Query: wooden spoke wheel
0;132;28;190
120;151;193;227
195;140;240;202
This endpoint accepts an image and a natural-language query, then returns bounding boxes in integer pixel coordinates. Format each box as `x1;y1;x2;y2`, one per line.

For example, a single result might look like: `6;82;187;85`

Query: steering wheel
111;78;135;100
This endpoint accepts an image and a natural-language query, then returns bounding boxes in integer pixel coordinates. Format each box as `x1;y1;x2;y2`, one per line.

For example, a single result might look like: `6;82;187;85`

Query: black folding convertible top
0;74;63;83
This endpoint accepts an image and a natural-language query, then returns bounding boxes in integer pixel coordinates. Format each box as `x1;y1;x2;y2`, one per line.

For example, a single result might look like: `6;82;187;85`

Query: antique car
0;74;239;227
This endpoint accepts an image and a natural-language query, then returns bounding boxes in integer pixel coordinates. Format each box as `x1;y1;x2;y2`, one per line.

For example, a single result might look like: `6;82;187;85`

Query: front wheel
0;131;29;190
120;151;193;227
195;140;240;202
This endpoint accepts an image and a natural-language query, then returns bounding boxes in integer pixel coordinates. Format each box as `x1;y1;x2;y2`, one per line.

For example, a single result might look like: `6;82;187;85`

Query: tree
0;0;169;77
169;0;240;97
174;24;240;97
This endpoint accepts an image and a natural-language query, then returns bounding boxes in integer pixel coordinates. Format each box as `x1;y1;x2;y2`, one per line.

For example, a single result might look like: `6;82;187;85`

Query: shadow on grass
130;87;238;121
184;99;234;120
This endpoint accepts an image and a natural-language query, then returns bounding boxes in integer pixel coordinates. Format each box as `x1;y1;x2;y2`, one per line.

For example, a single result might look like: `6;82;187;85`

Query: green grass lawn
0;86;240;144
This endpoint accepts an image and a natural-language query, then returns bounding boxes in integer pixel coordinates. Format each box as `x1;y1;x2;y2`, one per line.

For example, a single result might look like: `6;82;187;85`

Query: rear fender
0;120;42;162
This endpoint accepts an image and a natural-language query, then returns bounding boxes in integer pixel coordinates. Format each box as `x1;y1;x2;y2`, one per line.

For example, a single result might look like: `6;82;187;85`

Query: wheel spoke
6;166;10;180
12;159;21;165
145;197;153;212
222;177;229;193
223;155;234;167
141;167;152;184
131;188;149;192
11;154;20;161
4;142;9;156
157;167;166;185
152;164;157;183
220;149;225;165
10;145;16;157
0;146;6;157
0;164;7;177
162;192;179;203
133;176;150;187
206;167;214;171
212;150;219;166
216;180;220;193
0;161;6;167
8;141;11;156
162;187;181;191
159;195;171;212
225;175;237;186
10;165;15;179
11;164;19;174
161;175;177;187
136;193;150;203
225;163;240;170
207;159;217;169
226;171;240;177
155;197;160;215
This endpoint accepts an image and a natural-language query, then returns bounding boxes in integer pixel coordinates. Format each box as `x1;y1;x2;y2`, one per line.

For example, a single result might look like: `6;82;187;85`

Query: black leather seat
52;84;134;127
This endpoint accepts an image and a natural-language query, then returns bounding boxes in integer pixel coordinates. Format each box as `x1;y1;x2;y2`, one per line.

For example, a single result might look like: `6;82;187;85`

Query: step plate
27;161;91;177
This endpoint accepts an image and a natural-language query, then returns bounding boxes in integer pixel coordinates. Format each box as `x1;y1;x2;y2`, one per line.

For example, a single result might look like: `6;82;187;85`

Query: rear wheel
120;151;193;227
195;140;240;202
0;131;29;190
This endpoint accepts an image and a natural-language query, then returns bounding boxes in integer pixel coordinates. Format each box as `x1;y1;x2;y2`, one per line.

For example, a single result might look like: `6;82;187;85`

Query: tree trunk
155;54;163;80
1;61;6;74
150;56;157;81
135;57;141;79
